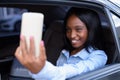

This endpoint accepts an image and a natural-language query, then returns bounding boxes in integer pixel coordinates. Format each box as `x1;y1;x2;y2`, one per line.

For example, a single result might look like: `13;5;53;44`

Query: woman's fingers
39;40;46;60
20;35;28;57
15;46;24;64
29;40;47;73
29;36;35;57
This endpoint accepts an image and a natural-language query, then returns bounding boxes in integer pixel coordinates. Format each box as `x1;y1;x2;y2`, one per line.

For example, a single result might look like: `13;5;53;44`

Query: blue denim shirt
31;47;107;80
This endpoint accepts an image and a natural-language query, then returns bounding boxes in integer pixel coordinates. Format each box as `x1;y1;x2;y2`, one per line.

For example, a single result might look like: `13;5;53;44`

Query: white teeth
72;40;77;43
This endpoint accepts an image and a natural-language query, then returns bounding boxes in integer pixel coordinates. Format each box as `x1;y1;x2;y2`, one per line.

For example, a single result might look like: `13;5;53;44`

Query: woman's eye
76;28;82;31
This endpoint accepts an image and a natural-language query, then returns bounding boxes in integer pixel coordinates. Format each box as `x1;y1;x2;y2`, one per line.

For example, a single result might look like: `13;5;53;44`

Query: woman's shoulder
89;47;106;55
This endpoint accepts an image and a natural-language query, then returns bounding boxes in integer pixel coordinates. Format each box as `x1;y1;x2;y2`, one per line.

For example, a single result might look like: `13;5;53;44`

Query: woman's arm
30;50;107;80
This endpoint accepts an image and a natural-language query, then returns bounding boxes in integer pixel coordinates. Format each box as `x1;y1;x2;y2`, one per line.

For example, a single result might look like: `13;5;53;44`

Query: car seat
43;20;65;65
100;21;117;64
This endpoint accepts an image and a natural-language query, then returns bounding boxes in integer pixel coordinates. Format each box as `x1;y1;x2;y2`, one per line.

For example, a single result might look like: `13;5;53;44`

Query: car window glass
109;0;120;8
111;13;120;44
0;7;27;34
112;14;120;27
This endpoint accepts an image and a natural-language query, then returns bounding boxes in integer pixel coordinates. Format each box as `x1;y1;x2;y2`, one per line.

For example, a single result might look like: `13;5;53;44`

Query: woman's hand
15;35;46;74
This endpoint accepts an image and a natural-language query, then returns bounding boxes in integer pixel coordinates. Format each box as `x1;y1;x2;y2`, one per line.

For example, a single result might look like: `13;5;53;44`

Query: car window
111;13;120;44
109;0;120;8
0;7;27;33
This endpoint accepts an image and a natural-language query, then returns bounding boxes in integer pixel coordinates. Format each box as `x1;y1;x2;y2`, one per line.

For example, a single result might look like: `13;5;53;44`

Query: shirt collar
62;47;94;60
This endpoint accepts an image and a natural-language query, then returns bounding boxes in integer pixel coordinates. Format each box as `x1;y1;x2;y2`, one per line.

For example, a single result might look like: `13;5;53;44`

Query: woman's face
66;14;88;50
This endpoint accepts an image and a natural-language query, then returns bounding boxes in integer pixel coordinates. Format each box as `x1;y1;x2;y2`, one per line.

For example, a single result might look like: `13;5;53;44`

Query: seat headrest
49;20;64;32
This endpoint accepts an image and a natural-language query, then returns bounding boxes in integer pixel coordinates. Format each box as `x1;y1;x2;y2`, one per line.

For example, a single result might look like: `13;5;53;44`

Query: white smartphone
20;12;44;57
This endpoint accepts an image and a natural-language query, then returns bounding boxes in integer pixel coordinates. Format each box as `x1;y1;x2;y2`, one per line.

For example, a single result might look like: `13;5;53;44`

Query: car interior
0;3;119;80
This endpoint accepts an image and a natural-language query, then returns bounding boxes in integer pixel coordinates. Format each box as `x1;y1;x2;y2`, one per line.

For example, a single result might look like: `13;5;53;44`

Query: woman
15;7;107;80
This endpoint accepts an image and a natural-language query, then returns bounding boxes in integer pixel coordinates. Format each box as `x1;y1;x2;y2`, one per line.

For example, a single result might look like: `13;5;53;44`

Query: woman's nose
71;31;76;38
